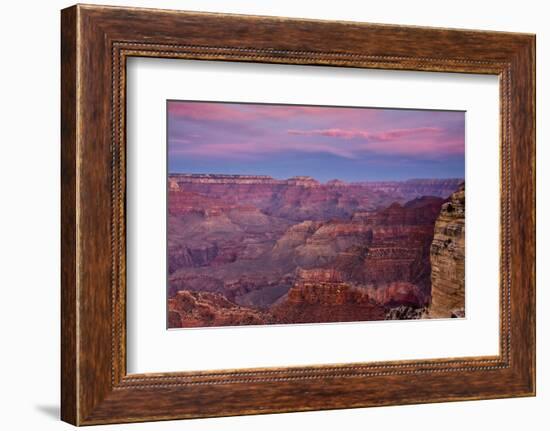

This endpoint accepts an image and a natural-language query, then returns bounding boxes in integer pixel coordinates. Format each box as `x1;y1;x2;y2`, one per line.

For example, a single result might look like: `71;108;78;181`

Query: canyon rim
166;101;466;328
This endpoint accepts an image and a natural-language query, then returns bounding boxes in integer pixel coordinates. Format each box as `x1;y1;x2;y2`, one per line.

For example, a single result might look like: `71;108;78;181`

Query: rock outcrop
332;197;444;295
271;269;386;323
429;184;465;318
168;290;271;328
364;282;428;309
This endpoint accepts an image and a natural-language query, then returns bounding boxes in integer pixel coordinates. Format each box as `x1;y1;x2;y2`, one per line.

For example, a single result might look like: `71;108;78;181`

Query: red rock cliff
429;184;465;318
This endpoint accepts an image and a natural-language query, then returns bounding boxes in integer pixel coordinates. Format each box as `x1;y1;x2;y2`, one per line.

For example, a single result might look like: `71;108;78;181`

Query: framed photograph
61;4;535;425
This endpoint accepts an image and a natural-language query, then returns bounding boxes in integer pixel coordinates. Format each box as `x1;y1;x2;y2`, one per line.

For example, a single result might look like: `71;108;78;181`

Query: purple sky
167;101;465;182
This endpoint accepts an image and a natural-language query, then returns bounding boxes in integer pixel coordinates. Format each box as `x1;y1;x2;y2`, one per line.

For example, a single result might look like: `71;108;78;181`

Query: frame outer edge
526;35;536;396
503;35;536;396
61;5;79;426
521;34;536;395
531;34;536;396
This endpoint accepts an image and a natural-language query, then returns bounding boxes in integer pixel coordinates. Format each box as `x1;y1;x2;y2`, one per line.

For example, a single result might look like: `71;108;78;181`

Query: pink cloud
270;106;375;119
168;102;379;123
285;126;463;157
169;124;462;160
287;127;442;141
373;127;441;141
168;103;254;121
168;102;463;160
288;128;370;139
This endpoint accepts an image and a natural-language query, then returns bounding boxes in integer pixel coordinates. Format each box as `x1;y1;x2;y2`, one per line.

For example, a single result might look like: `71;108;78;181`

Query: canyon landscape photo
167;101;466;328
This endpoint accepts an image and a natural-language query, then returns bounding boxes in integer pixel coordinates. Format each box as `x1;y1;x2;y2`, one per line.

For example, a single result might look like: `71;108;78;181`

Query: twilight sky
167;101;465;182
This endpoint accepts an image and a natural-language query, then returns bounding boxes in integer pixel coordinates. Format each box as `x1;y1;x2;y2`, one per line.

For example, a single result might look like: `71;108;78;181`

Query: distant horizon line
167;172;465;184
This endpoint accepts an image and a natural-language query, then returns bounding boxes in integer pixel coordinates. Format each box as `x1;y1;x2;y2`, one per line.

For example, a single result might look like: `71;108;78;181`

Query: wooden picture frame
61;4;535;425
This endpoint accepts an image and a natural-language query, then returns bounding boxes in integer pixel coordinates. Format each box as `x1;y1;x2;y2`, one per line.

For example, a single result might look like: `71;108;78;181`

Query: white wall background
0;1;546;429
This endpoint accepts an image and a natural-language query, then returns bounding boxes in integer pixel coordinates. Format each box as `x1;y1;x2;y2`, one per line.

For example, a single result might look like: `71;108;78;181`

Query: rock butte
167;174;465;327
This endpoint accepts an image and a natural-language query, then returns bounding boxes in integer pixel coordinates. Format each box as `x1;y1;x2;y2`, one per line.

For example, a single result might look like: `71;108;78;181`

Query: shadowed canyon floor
167;174;465;328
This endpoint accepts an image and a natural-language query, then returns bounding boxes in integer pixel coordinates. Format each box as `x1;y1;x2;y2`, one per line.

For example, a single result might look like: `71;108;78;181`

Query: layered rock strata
168;290;271;328
270;269;386;323
170;174;462;221
167;173;464;327
429;184;465;318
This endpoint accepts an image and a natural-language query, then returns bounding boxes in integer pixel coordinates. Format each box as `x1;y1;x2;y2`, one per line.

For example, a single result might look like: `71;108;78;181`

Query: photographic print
167;101;465;329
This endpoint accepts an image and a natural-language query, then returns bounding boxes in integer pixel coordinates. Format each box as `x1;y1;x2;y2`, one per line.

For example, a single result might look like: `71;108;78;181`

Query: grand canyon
166;100;466;328
167;174;465;328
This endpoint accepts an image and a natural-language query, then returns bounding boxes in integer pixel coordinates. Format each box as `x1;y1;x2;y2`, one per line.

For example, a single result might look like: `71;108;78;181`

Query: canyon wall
429;184;465;318
169;174;463;221
167;174;464;328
